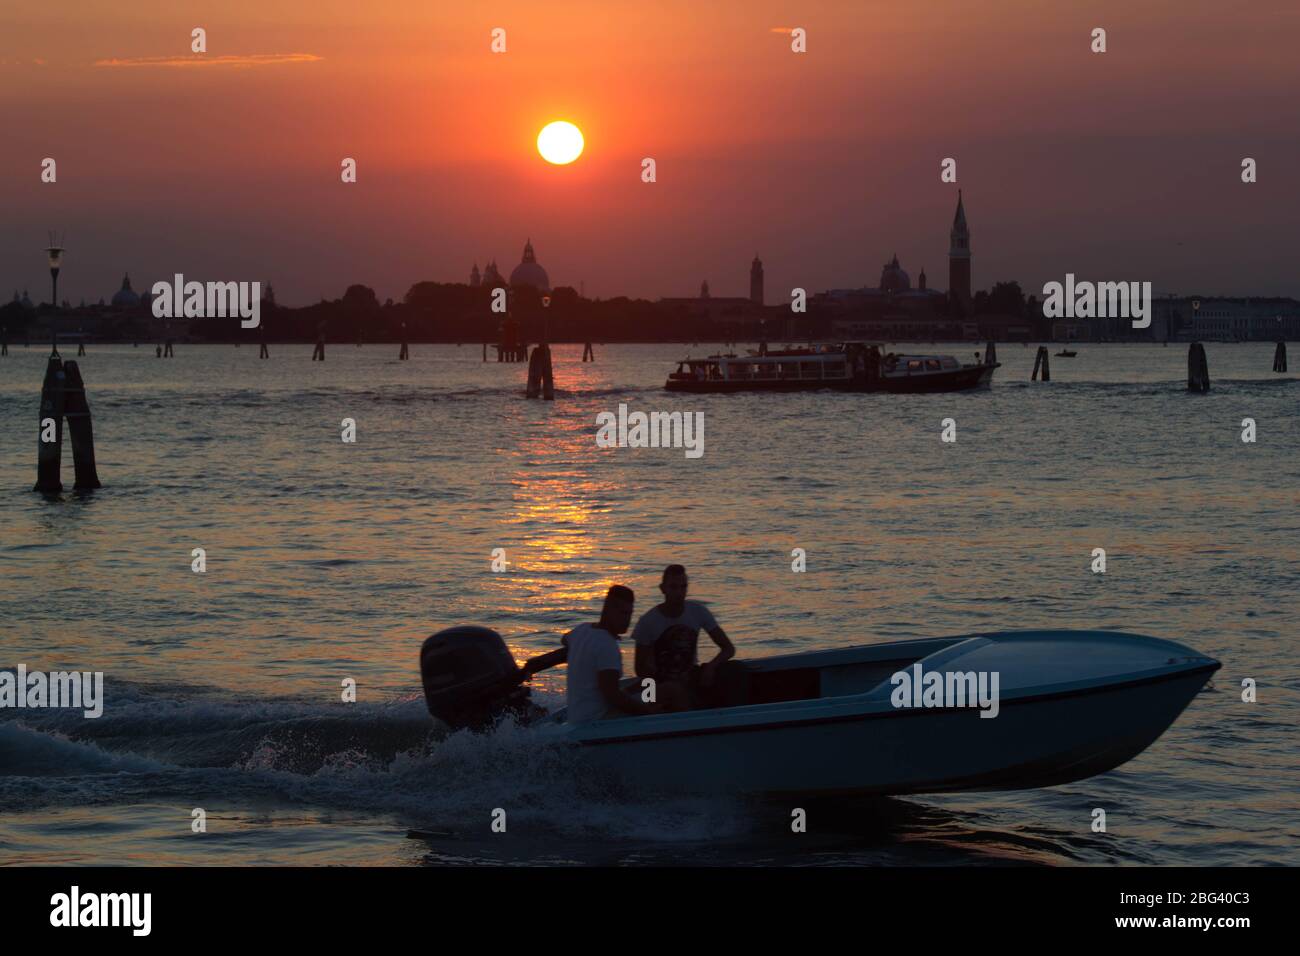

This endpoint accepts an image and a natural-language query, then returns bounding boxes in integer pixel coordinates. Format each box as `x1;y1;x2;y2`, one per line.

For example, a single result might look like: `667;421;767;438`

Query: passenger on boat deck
633;565;736;712
563;585;662;724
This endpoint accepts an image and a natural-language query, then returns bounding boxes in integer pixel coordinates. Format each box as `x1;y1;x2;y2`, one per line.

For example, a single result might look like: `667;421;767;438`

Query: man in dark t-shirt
632;565;735;711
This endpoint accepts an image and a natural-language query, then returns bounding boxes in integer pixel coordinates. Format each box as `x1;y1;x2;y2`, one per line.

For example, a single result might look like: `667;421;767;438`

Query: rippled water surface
1;342;1296;865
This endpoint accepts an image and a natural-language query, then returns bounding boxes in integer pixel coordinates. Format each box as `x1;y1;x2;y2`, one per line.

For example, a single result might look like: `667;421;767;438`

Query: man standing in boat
633;565;735;711
564;585;662;724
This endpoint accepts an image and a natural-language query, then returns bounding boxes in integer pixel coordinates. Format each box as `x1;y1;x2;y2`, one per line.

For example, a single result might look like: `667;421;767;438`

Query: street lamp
45;232;65;310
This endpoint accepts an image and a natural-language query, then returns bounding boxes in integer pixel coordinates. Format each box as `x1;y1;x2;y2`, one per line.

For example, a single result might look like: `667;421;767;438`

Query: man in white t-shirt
563;585;662;724
632;565;735;711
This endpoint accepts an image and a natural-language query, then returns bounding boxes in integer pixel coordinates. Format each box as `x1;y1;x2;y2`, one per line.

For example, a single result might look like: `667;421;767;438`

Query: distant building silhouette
111;273;140;309
509;239;550;291
880;254;910;294
750;255;764;305
470;241;551;292
949;190;971;307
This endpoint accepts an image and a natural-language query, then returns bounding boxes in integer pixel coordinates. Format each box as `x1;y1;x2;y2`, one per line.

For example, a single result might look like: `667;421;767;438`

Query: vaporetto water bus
664;342;998;394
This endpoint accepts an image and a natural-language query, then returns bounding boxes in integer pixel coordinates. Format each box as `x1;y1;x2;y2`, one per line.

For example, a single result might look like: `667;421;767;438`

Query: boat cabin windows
892;355;957;374
719;356;850;382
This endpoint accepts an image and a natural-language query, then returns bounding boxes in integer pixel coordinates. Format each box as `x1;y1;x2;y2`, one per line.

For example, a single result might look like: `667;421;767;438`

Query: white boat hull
537;631;1219;796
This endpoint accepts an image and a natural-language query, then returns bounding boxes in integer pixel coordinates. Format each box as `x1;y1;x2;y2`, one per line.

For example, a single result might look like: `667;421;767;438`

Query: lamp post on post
525;290;555;399
539;293;554;398
46;234;64;311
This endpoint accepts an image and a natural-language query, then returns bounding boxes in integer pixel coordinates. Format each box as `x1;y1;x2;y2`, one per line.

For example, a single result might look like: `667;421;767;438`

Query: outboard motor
420;626;562;728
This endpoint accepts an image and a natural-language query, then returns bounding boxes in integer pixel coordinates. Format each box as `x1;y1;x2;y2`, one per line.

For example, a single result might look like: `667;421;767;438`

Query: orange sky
2;0;1298;305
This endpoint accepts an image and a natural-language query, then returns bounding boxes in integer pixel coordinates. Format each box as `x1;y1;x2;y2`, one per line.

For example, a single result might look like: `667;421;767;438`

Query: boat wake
0;679;1141;864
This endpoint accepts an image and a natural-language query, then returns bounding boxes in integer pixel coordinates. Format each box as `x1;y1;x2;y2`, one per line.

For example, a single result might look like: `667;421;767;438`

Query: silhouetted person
563;585;660;724
633;565;735;712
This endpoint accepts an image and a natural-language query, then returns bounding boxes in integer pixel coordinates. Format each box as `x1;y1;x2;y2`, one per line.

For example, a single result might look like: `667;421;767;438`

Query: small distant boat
664;343;997;394
1055;349;1077;358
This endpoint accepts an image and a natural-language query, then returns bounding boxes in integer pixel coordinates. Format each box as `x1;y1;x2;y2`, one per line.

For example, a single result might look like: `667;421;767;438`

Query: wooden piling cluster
1031;346;1050;381
1187;342;1210;392
581;342;595;362
33;351;101;492
525;344;554;400
1274;341;1288;373
493;313;528;362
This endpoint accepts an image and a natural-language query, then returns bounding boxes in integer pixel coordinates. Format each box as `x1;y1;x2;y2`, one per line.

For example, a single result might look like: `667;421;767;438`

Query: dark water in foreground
0;343;1296;865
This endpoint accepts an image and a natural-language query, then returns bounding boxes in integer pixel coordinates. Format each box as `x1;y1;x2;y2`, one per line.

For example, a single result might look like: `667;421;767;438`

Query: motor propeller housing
419;626;531;727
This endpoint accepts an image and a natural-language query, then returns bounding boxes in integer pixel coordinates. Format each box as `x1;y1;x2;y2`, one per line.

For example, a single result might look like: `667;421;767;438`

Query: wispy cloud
94;53;322;69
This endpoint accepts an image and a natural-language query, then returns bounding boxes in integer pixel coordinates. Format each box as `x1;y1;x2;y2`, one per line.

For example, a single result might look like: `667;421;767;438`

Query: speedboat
420;627;1219;796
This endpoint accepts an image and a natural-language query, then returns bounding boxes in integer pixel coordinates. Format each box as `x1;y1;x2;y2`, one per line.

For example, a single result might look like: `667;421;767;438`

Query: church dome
879;254;911;294
112;273;141;308
509;239;550;291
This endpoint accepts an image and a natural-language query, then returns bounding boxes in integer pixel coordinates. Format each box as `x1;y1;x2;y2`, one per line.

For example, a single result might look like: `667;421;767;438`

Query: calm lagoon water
1;342;1296;865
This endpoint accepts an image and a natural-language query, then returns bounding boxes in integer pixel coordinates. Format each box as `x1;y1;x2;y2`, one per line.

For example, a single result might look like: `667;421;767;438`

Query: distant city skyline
3;0;1297;306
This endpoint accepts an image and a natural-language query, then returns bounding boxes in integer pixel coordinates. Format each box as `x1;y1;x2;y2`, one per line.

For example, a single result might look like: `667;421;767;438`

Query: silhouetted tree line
188;282;749;343
0;279;1052;344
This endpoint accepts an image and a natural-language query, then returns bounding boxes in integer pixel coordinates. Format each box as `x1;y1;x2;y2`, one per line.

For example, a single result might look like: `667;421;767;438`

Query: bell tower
948;190;971;307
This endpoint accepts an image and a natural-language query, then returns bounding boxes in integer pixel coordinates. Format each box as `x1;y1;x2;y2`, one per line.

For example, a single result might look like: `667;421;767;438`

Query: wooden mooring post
1273;341;1288;373
62;361;101;489
1187;342;1210;392
984;340;997;366
1031;346;1050;381
34;351;66;493
526;344;555;400
582;342;595;362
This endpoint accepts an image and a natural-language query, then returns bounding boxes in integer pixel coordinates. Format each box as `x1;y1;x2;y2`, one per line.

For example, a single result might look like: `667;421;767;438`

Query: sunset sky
2;0;1298;306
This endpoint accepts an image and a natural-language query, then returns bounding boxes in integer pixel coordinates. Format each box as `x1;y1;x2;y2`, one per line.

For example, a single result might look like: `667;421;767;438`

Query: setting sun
537;120;584;165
